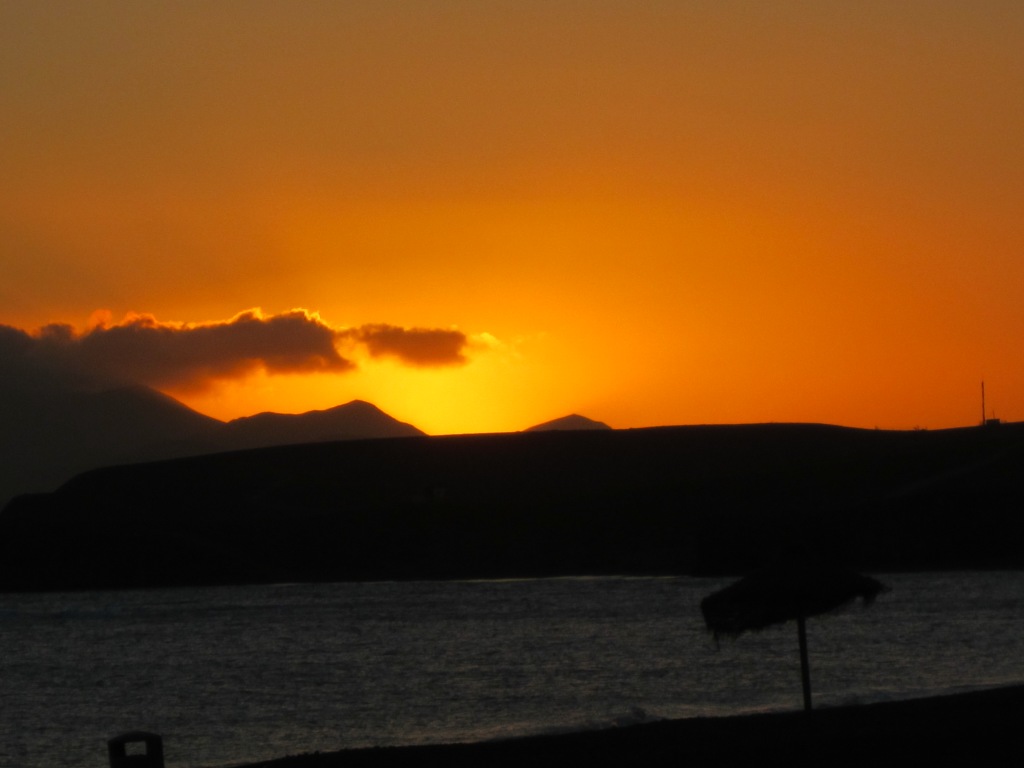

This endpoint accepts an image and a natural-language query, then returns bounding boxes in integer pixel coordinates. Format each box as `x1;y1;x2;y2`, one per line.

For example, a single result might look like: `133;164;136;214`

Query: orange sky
3;2;1022;434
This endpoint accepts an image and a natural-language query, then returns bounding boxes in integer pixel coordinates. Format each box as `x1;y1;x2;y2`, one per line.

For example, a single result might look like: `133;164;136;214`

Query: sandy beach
236;684;1024;767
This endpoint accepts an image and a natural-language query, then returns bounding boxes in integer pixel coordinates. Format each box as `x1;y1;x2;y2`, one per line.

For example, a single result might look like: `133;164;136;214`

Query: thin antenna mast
981;381;986;425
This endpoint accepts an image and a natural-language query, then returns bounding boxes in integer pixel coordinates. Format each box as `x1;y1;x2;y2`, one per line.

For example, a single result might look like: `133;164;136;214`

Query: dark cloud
349;324;468;367
0;309;470;394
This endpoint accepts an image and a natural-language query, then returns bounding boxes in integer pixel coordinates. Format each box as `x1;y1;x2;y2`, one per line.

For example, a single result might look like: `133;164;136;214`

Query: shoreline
234;683;1024;767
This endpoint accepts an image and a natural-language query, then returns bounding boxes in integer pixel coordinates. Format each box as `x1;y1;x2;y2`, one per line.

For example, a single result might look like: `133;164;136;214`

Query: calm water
2;572;1022;768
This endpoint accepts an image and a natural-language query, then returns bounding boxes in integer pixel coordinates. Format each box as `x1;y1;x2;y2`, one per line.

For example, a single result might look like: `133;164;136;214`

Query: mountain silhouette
217;400;424;451
0;384;222;507
0;385;423;508
525;414;612;432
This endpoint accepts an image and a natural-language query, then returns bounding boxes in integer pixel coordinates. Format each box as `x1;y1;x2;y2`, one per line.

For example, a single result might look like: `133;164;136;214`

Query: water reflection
0;573;1021;768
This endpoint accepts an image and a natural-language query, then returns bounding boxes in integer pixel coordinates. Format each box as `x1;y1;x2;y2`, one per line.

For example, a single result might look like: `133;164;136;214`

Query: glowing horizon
3;2;1022;435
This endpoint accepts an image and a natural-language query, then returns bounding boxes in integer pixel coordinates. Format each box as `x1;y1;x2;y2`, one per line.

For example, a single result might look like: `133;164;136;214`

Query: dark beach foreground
235;684;1024;768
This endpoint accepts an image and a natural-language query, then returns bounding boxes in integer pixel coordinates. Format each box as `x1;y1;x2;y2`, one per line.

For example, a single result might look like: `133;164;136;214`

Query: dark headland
236;684;1024;768
1;421;1022;591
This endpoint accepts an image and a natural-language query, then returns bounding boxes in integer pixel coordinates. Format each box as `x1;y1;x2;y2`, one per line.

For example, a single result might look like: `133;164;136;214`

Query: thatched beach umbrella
701;565;886;711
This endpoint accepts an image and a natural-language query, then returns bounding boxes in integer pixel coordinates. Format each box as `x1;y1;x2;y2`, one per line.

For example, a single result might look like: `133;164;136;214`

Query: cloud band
1;308;469;392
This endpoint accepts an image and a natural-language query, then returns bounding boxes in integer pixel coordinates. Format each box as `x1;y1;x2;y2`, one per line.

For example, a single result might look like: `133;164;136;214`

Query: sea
2;572;1022;768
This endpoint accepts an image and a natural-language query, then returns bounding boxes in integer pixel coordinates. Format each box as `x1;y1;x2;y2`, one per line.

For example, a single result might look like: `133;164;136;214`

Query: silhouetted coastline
2;422;1023;591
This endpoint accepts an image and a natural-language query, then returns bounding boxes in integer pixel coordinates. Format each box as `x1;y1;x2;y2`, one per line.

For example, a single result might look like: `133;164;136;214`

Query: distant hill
0;384;223;507
3;422;1022;591
0;386;424;508
218;400;424;451
525;414;612;432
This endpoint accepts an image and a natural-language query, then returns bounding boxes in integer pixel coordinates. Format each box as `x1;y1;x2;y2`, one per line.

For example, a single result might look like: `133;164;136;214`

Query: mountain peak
332;399;382;412
222;399;424;450
524;414;613;432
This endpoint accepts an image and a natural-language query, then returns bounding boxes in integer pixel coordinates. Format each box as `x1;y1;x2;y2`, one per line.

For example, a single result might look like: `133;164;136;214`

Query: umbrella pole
797;615;812;711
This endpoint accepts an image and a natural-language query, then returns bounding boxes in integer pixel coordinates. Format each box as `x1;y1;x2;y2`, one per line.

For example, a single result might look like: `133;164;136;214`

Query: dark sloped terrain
0;385;422;507
1;423;1022;591
524;414;613;432
214;399;424;451
0;384;223;507
240;685;1024;768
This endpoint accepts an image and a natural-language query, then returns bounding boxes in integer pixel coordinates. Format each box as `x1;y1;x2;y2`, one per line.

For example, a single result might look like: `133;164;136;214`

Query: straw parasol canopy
701;565;886;711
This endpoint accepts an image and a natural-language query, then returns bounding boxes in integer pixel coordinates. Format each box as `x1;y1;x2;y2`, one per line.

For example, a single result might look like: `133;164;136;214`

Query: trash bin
108;731;164;768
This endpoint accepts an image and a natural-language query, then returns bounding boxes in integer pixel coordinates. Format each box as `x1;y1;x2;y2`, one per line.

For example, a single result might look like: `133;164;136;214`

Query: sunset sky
3;1;1022;435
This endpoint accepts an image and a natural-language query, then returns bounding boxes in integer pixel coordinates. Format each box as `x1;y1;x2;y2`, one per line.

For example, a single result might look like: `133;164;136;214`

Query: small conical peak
524;414;613;432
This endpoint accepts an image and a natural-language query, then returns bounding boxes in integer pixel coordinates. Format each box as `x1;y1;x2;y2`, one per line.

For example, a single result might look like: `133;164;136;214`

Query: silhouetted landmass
214;400;424;452
0;386;422;507
0;384;223;509
1;422;1022;591
524;414;613;432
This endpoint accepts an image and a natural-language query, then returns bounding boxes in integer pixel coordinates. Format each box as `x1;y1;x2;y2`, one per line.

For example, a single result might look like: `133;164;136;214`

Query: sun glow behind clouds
2;2;1023;431
174;331;568;434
